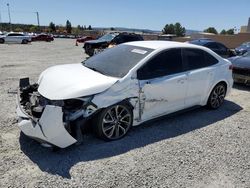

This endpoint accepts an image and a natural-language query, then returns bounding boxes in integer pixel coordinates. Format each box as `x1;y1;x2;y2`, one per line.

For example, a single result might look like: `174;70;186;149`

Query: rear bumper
233;73;250;85
16;95;77;148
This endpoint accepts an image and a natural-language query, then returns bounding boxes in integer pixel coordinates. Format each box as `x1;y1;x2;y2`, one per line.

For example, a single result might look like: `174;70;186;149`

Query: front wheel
94;103;133;141
0;38;4;44
207;83;226;109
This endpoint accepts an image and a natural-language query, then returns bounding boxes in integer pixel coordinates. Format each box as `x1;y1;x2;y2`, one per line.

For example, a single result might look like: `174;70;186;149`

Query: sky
0;0;249;32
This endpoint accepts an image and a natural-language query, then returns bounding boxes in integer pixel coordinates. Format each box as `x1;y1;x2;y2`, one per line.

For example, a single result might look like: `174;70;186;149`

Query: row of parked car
0;32;54;44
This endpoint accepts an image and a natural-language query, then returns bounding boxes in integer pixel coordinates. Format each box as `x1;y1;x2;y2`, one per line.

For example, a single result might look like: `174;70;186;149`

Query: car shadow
19;100;242;179
233;83;250;91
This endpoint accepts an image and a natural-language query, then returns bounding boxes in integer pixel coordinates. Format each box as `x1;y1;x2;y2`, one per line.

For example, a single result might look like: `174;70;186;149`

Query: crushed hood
38;63;118;100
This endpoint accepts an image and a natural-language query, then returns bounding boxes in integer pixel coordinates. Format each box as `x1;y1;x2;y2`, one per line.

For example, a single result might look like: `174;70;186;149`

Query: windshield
98;34;117;41
83;44;154;78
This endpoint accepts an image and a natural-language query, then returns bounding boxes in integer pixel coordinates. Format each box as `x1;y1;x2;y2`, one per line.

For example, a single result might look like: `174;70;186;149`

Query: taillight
229;65;233;70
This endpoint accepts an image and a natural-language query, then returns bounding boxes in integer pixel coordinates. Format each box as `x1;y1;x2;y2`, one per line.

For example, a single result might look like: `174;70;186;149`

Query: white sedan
0;33;31;44
16;41;233;148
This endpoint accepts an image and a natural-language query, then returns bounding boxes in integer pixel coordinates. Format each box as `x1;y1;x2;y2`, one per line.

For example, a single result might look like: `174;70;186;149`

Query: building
240;17;250;33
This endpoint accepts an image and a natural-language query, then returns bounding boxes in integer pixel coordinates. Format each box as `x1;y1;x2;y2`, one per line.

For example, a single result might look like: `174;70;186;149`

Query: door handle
177;79;185;84
145;81;151;85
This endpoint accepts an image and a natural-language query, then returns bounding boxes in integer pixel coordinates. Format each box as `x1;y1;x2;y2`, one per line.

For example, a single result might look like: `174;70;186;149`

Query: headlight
64;96;94;110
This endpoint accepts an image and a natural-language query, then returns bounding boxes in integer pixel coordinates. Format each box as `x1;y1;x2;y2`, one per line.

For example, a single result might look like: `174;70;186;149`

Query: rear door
137;48;188;121
182;48;219;107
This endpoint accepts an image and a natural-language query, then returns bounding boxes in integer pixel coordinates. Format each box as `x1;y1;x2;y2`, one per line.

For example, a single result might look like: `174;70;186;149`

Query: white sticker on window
131;49;147;54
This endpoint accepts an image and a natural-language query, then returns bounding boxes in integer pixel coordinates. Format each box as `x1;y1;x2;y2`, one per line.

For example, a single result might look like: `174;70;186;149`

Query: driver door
137;48;188;121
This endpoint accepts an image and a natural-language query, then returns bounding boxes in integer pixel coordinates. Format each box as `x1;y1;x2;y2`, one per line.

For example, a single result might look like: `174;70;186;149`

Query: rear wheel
0;38;4;44
94;103;133;141
22;39;28;44
207;83;226;109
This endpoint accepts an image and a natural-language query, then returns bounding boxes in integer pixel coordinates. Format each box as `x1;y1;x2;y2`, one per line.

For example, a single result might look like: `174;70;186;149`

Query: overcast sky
0;0;249;32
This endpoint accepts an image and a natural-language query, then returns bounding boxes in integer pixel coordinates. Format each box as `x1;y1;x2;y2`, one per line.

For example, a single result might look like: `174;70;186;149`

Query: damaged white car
16;41;233;148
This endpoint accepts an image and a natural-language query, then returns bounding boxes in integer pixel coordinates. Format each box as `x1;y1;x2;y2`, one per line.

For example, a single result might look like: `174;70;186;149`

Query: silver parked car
0;33;32;44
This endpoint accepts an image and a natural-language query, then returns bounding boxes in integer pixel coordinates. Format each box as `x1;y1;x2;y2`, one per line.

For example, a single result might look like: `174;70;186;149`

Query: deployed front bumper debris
16;78;97;148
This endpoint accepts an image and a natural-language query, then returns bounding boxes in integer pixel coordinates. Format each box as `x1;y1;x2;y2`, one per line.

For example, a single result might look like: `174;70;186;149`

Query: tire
0;38;4;44
22;39;28;44
207;83;226;109
94;103;133;141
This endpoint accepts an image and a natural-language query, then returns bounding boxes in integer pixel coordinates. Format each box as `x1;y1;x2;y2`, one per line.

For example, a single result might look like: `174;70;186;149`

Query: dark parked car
32;34;54;42
188;39;235;58
83;32;144;56
228;52;250;85
76;36;94;43
235;41;250;55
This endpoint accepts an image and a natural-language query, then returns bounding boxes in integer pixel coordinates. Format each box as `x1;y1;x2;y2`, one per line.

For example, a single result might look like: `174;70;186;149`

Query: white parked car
16;41;233;148
0;33;31;44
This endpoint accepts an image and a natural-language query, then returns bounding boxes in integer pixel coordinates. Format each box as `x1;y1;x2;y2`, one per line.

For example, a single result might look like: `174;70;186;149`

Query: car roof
124;40;207;50
189;39;216;45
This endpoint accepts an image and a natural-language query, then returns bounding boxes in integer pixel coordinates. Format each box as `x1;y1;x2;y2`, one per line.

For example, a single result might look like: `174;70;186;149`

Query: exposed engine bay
18;78;98;148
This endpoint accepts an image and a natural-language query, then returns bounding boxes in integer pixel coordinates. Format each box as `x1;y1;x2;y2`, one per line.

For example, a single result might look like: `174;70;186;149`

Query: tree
66;20;72;34
174;22;186;37
110;27;115;31
29;25;38;32
203;27;218;34
49;22;56;32
226;28;234;35
162;24;175;34
162;22;185;37
14;27;23;32
220;29;227;35
88;25;92;30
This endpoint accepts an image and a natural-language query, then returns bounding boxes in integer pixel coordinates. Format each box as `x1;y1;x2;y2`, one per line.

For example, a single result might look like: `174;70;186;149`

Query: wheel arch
204;80;228;105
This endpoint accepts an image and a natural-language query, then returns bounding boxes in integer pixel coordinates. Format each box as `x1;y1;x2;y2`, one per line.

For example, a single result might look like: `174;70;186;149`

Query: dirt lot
0;39;249;188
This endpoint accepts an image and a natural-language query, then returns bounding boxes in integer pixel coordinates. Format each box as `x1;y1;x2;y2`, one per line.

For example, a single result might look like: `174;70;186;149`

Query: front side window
137;49;183;80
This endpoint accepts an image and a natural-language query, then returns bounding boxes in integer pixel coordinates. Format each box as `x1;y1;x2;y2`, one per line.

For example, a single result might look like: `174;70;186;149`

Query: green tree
29;25;38;32
204;27;218;34
162;23;185;37
162;24;175;34
226;28;234;35
66;20;72;34
88;25;92;30
49;22;56;32
14;27;23;32
174;22;186;37
110;27;115;31
220;29;227;35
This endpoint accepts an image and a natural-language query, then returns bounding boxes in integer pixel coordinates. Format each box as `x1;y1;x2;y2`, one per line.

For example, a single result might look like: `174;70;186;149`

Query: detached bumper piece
16;77;87;148
17;104;77;148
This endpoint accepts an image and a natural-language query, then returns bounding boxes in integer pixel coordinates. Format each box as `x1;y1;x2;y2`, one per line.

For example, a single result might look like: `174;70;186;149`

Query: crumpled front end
16;78;98;148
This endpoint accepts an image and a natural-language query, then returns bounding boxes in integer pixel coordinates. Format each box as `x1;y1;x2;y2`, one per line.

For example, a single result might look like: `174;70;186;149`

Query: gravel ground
0;39;249;188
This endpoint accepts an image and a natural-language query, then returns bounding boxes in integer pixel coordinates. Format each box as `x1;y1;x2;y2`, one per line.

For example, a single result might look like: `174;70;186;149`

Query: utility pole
35;11;40;32
0;1;2;31
36;12;40;27
7;3;11;31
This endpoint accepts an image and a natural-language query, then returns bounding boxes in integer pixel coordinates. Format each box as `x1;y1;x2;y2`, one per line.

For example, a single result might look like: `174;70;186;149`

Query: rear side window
183;48;218;70
204;51;219;66
8;33;23;36
138;48;183;80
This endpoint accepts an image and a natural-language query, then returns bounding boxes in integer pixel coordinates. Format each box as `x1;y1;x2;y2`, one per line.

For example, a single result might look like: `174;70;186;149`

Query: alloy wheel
101;105;132;140
210;84;226;108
